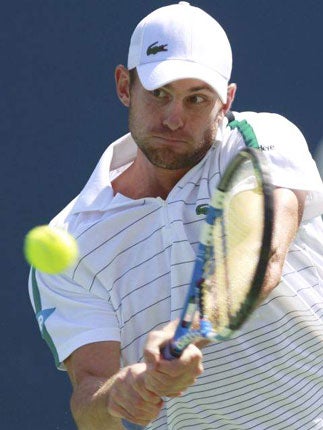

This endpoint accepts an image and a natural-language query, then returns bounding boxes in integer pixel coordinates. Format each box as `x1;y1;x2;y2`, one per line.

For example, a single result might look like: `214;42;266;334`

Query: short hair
129;68;137;89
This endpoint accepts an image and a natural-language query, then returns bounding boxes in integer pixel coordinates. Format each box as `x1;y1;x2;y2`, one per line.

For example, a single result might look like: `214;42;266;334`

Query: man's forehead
156;78;217;94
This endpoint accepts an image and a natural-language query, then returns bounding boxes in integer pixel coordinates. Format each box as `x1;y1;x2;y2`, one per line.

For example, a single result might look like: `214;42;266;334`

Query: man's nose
162;101;185;131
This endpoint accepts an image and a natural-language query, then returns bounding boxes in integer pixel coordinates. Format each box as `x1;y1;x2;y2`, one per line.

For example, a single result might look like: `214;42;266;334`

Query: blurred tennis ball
24;225;79;274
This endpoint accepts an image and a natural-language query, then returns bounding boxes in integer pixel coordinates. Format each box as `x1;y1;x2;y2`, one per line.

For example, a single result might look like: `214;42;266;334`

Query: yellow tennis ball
24;225;79;274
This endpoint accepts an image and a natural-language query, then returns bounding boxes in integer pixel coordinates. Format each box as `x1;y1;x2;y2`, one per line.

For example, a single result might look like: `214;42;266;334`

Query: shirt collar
70;133;136;214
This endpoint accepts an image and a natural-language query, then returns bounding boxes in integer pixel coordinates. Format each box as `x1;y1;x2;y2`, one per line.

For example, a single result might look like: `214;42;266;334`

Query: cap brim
136;59;228;103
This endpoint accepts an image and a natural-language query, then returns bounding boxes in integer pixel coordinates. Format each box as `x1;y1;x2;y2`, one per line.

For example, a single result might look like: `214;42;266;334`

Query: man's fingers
107;363;163;425
154;344;204;376
144;344;204;397
144;320;179;368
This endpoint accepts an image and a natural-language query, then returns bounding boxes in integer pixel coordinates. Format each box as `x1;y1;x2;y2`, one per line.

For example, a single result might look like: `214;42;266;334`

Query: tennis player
29;2;323;429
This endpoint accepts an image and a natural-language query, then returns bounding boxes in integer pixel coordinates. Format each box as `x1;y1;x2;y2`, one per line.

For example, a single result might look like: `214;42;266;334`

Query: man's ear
215;83;237;126
222;83;237;114
115;65;131;107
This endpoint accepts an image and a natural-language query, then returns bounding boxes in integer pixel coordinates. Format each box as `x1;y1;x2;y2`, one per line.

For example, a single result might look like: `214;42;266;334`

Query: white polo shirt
29;112;323;429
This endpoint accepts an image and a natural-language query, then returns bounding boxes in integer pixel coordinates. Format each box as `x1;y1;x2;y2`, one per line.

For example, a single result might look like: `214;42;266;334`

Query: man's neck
111;152;190;200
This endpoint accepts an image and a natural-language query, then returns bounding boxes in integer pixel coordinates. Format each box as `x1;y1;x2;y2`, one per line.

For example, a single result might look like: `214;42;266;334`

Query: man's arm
64;334;204;429
225;186;306;303
64;341;163;429
259;187;307;300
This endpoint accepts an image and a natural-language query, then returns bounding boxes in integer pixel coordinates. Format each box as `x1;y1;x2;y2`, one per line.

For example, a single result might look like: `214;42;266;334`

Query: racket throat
199;319;215;338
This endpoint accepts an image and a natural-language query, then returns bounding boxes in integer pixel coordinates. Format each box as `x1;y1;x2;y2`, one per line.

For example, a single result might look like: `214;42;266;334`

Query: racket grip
121;419;145;429
161;342;181;360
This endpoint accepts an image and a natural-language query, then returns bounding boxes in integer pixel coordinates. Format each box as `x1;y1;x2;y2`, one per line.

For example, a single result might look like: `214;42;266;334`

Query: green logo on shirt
195;204;209;215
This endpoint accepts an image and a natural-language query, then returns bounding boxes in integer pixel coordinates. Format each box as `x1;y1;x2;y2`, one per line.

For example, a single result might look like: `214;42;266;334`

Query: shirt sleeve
234;112;323;220
28;267;120;369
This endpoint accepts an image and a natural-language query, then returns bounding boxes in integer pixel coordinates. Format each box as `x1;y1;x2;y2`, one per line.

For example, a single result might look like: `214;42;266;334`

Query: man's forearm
70;375;123;430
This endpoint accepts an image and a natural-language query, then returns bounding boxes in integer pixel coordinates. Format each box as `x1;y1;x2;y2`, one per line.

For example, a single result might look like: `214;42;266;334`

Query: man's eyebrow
163;83;216;94
188;85;215;93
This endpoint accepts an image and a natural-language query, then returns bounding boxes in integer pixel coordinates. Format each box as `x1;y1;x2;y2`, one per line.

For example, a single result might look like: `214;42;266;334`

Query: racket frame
163;148;273;359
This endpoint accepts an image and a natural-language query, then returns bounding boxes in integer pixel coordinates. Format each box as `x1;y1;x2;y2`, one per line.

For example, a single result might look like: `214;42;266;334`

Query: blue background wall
2;1;322;428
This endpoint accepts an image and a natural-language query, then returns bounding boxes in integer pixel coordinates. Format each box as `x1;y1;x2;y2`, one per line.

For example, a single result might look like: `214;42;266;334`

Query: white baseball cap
127;2;232;103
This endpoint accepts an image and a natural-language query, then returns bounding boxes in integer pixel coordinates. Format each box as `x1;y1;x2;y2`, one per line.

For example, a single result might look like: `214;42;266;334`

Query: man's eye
152;89;167;98
188;95;205;104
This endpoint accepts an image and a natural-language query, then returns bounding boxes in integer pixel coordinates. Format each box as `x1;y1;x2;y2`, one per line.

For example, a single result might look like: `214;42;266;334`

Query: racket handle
121;418;145;429
161;342;181;360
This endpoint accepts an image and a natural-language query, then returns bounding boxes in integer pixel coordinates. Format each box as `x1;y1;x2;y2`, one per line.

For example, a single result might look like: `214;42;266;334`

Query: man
29;2;323;429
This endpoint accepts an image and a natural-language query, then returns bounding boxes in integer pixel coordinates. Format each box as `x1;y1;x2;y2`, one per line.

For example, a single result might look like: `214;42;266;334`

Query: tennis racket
162;147;273;359
122;147;273;429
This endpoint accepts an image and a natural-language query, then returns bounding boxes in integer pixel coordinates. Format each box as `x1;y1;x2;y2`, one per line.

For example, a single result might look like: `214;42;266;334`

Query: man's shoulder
48;133;137;236
232;110;296;128
229;110;306;150
231;110;305;137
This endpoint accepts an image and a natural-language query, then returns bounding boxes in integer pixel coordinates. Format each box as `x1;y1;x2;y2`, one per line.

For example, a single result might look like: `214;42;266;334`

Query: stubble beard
129;109;218;171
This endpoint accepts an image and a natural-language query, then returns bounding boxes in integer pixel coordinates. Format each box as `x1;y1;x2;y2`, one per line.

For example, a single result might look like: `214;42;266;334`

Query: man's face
128;74;224;171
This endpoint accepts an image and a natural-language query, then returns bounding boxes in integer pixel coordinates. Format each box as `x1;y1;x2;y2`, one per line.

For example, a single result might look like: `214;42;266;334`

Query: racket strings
202;162;265;333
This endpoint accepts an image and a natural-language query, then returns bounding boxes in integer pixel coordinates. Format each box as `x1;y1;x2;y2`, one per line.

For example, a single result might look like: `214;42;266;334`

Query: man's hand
107;363;163;427
143;321;204;397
